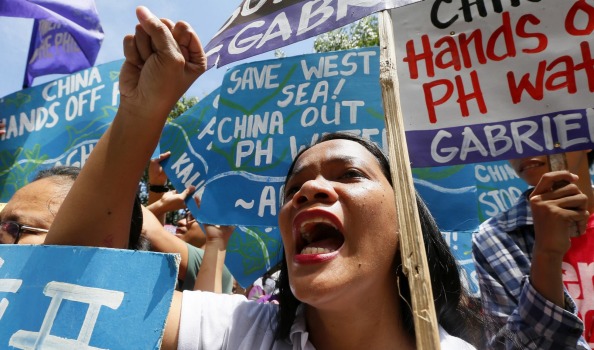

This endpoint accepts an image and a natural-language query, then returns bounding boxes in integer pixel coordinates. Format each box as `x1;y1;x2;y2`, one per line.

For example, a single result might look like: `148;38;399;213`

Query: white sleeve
439;326;476;350
178;290;280;350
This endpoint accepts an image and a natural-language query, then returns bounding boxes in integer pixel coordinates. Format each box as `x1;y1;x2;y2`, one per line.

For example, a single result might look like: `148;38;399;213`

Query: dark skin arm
529;170;589;307
43;7;205;349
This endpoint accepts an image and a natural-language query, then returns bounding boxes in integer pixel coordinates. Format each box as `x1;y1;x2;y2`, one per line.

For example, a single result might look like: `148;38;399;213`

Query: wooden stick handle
378;9;440;349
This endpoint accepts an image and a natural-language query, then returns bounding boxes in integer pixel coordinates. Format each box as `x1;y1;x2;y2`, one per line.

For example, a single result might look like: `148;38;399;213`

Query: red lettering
516;14;548;54
458;30;487;68
546;56;577;93
486;12;516;61
507;41;594;103
456;71;486;117
565;0;594;36
507;61;546;103
434;36;461;71
423;79;453;124
574;41;594;92
403;11;547;78
422;71;486;124
403;35;435;79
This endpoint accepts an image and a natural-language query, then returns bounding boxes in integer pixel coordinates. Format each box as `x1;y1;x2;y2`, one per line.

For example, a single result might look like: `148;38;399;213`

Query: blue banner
0;59;123;202
160;91;283;287
413;160;529;295
0;245;177;349
162;47;385;227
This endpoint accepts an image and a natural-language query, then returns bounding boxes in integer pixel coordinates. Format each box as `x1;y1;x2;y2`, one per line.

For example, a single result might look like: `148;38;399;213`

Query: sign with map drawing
160;47;384;286
0;59;123;202
0;245;178;349
160;89;283;288
413;160;528;296
160;47;385;228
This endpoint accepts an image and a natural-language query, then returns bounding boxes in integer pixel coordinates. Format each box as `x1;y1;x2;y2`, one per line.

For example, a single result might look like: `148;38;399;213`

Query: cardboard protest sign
204;0;421;69
160;47;384;285
160;90;283;287
413;160;528;296
0;59;123;202
392;0;594;167
225;225;283;287
161;47;385;228
415;160;528;229
0;245;178;349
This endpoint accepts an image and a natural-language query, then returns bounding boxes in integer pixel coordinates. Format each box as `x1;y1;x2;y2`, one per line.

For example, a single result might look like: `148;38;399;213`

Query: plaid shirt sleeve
472;220;589;350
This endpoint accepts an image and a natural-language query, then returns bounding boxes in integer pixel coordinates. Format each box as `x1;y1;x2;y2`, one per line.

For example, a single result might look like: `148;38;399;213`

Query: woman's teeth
300;247;334;255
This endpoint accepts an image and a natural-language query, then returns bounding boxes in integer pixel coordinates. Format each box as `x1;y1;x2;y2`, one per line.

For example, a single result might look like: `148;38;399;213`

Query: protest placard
0;59;123;201
204;0;421;69
0;245;177;349
159;47;385;286
392;0;594;167
160;47;385;228
160;89;283;287
413;160;528;296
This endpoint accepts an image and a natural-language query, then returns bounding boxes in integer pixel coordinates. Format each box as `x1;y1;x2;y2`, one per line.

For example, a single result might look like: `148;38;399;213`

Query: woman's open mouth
293;210;345;263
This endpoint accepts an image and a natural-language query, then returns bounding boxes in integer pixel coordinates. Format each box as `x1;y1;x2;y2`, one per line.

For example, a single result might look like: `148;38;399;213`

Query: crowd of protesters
1;6;593;350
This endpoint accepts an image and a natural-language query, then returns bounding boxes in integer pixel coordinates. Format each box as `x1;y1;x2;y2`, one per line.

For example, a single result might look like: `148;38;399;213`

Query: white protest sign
392;0;594;167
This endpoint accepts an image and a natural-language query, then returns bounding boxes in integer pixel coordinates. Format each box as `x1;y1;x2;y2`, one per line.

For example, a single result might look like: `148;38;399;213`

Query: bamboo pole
377;9;440;349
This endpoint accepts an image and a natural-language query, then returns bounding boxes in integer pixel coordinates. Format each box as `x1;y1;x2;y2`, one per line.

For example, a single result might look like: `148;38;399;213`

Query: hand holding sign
528;170;588;308
529;171;588;256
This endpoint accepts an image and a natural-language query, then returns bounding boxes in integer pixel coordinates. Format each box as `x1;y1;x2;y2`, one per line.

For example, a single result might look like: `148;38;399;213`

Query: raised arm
141;206;190;280
473;170;589;349
528;171;588;307
45;6;206;247
147;151;173;224
194;224;235;293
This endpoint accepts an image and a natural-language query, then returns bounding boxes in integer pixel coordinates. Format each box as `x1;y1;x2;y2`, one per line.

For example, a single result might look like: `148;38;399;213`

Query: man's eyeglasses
0;221;49;244
180;209;196;224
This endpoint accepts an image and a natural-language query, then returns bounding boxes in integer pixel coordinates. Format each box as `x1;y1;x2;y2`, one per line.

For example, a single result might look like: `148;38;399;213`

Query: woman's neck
303;286;415;350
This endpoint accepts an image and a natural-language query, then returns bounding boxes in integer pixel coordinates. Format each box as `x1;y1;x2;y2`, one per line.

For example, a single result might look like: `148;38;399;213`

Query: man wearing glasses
0;167;77;245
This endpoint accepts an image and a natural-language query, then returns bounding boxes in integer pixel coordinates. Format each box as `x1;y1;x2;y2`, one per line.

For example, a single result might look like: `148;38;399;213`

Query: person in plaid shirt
473;150;594;349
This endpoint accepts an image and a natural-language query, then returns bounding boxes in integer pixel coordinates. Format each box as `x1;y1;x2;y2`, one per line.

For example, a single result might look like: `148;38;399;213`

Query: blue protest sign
474;160;528;222
159;48;384;285
0;59;123;202
413;159;528;295
161;47;385;228
160;90;283;287
413;164;479;232
226;225;282;288
0;245;178;349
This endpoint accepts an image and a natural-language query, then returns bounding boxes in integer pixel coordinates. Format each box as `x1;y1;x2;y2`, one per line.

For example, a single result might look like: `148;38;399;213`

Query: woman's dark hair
274;132;484;346
33;165;148;251
130;194;149;251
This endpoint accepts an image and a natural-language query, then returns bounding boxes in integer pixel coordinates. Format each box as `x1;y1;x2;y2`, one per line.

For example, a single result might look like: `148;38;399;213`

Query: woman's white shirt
178;291;476;350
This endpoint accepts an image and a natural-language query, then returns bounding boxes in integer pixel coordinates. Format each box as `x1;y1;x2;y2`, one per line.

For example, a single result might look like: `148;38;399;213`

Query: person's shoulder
186;243;204;257
438;326;477;350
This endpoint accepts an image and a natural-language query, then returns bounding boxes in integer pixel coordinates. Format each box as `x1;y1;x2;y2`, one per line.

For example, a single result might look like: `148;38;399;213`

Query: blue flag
0;0;104;87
